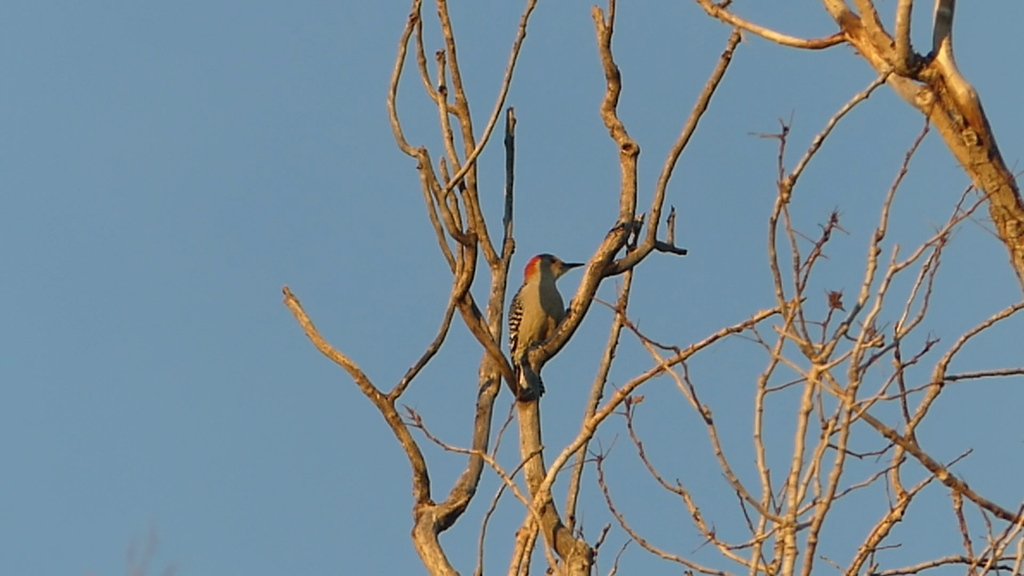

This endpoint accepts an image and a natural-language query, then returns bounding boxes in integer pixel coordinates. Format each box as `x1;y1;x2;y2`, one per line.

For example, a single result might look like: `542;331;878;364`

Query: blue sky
3;2;1023;575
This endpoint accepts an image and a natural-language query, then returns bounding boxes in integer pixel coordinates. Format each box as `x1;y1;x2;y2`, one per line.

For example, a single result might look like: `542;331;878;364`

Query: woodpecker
508;253;583;399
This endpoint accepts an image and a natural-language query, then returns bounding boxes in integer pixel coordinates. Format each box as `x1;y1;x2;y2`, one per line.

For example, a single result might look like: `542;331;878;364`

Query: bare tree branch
694;0;845;49
894;0;916;74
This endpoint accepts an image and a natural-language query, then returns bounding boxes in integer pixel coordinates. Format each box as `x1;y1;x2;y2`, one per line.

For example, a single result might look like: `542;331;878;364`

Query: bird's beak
563;262;584;270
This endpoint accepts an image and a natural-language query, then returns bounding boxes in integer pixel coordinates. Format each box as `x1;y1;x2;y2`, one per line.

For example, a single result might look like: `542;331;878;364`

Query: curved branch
388;0;425;158
282;287;434;504
592;1;640;225
284;283;520;575
694;0;845;49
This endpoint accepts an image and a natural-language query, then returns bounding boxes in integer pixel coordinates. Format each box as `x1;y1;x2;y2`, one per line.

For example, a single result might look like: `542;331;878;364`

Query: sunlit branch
894;0;915;74
282;287;432;503
694;0;845;49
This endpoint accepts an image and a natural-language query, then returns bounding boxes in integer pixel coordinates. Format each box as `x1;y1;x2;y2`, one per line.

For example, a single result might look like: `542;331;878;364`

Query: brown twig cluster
695;0;1024;288
595;98;1024;576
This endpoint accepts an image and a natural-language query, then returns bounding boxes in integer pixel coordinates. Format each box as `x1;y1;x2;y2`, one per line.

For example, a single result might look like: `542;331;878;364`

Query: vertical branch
388;0;425;158
928;0;979;128
931;0;954;55
434;51;463;178
767;126;792;310
894;0;915;74
516;399;594;575
565;273;633;529
413;8;437;101
435;0;476;152
752;326;787;571
779;368;819;576
419;152;459;272
502;107;516;264
592;1;640;223
798;372;856;576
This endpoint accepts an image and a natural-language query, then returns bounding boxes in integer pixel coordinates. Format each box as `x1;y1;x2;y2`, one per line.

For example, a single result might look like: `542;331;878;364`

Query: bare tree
285;1;1024;575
